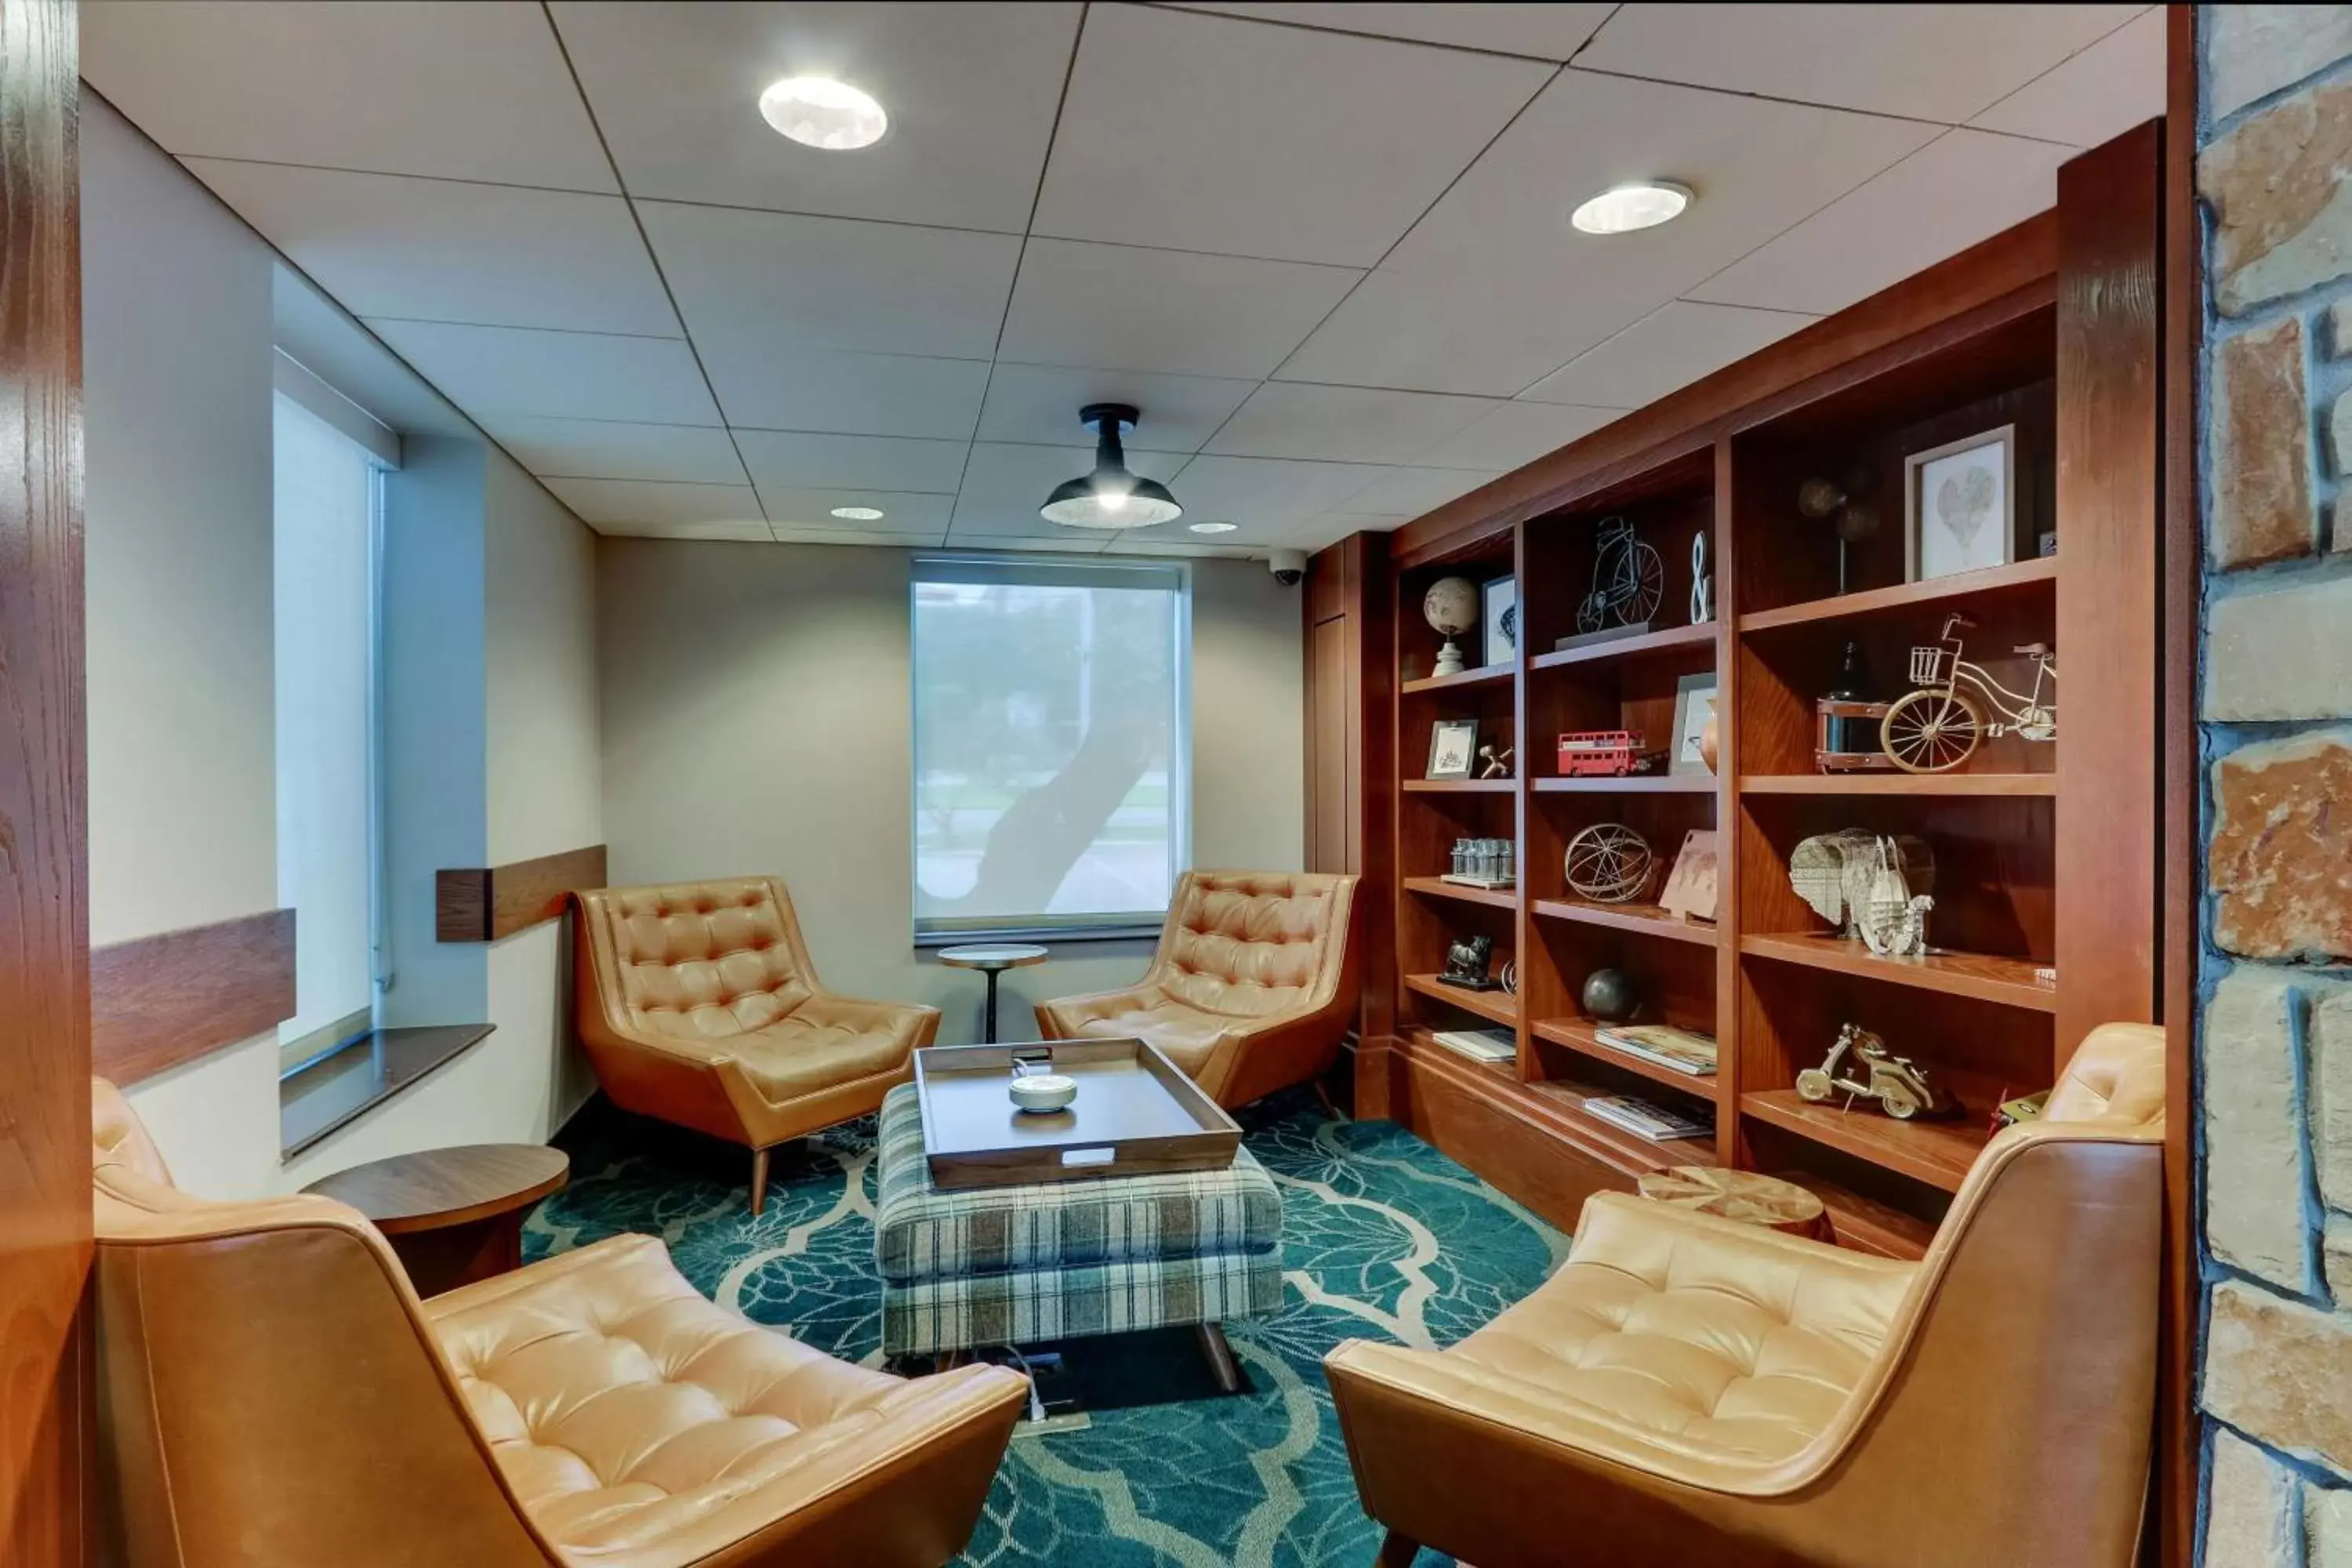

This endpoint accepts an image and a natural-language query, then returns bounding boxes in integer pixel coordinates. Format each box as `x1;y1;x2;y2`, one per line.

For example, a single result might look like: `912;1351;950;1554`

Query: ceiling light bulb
829;505;886;521
1189;521;1237;534
759;77;887;151
1570;180;1692;235
1100;491;1127;514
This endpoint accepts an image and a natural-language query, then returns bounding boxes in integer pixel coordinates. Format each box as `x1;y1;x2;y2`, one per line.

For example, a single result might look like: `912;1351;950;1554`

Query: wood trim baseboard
436;844;607;942
91;909;297;1086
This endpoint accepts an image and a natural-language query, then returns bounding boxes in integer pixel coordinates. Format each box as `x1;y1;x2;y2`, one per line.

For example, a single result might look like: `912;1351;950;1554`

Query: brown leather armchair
1325;1022;2166;1568
574;876;939;1213
1035;869;1360;1108
90;1078;1027;1568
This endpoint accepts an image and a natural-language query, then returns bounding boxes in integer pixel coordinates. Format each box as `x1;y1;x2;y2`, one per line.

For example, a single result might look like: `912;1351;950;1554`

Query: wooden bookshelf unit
1323;132;2162;1261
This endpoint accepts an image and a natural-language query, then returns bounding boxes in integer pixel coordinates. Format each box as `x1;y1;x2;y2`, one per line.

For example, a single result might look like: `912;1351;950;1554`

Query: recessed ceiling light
1570;180;1692;235
1189;521;1238;534
759;77;888;151
829;505;886;521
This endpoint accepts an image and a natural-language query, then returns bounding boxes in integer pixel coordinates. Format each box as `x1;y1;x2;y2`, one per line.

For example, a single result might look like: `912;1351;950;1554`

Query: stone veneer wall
2194;8;2352;1565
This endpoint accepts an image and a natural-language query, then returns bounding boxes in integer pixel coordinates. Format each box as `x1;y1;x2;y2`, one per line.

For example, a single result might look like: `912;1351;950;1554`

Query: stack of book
1583;1094;1715;1143
1426;1028;1517;1065
1593;1024;1717;1078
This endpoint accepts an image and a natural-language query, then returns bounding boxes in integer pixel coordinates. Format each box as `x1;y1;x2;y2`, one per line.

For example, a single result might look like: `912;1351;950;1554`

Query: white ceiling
80;2;2163;557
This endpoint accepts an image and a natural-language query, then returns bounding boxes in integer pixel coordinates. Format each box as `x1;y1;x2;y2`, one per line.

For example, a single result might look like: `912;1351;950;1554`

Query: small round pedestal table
304;1144;569;1296
1635;1166;1831;1240
936;943;1049;1044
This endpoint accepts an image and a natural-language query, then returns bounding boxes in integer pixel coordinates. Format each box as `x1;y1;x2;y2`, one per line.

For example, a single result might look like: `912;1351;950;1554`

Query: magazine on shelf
1593;1024;1719;1077
1582;1094;1714;1142
1427;1028;1518;1065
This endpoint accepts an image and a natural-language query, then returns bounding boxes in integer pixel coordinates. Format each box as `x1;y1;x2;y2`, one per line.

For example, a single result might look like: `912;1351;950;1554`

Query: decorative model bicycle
1575;516;1665;634
1880;615;2056;774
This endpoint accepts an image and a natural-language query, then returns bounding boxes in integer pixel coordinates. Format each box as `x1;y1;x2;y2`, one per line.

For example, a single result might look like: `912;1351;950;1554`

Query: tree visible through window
912;557;1188;939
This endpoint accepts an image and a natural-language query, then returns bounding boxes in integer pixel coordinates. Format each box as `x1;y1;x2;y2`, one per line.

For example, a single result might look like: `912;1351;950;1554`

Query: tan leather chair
1035;869;1360;1108
1325;1022;2166;1568
90;1079;1027;1568
574;876;939;1214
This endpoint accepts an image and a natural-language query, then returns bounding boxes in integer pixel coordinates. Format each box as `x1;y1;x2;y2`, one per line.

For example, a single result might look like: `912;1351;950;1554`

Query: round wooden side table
936;943;1049;1044
1635;1166;1831;1240
304;1144;569;1297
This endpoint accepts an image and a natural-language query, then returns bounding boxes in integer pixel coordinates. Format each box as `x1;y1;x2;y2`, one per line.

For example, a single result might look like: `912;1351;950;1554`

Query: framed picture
1427;719;1479;780
1904;425;2016;583
1670;673;1718;777
1481;575;1517;668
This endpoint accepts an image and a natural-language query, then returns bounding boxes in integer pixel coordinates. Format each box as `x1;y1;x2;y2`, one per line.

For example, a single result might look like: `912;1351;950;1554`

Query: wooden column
1303;532;1396;1112
2053;121;2165;1057
0;1;91;1560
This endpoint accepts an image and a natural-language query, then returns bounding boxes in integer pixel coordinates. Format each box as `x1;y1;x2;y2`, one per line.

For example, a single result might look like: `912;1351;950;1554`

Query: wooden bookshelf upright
1311;127;2163;1259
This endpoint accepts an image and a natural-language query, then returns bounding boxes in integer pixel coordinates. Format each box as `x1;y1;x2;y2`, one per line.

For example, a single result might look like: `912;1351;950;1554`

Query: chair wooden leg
1196;1322;1243;1393
1374;1530;1420;1567
750;1146;771;1217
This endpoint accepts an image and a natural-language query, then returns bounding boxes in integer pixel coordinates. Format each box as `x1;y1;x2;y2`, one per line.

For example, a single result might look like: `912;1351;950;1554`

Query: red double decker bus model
1557;729;1645;777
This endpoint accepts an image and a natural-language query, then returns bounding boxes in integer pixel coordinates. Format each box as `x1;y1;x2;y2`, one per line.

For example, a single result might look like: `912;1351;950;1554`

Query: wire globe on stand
1564;824;1656;905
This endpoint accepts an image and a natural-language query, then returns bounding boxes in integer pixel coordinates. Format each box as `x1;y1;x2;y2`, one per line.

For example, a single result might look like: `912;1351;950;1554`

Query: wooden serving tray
911;1037;1243;1190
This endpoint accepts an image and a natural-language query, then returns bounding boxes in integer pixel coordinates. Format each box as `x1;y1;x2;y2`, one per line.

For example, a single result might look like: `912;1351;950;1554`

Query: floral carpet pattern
528;1092;1568;1568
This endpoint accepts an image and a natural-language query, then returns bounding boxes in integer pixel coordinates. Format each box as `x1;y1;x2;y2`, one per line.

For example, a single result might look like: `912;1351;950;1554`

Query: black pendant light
1040;403;1181;528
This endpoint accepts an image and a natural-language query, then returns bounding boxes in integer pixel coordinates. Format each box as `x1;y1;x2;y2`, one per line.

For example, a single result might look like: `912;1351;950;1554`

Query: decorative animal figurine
1857;837;1933;956
1789;832;1934;941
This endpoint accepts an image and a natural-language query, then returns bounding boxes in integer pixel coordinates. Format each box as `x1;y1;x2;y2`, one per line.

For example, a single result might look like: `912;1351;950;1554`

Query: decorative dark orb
1581;967;1640;1024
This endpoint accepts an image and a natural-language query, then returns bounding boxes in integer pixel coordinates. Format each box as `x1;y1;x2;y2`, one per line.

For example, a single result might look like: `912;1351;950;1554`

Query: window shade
911;554;1189;941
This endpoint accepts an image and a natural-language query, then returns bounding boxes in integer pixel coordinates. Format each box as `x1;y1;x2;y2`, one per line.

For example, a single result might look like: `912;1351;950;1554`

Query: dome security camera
1268;549;1307;586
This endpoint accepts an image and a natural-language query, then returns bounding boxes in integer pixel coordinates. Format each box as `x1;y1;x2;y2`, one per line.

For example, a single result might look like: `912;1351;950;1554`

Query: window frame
908;551;1192;947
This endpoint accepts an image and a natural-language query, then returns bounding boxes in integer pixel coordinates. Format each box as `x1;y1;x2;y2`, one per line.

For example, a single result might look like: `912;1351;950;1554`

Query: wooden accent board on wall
1302;534;1396;1076
0;1;89;1558
89;909;297;1085
437;844;607;942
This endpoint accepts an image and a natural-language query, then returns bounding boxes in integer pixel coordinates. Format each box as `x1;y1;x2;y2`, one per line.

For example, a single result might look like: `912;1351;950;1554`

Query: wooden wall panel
2054;122;2165;1054
89;910;297;1085
1301;534;1395;1073
437;844;607;942
0;1;89;1558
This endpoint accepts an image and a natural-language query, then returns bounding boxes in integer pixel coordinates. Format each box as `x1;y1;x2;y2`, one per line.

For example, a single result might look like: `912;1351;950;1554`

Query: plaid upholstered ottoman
873;1081;1283;1359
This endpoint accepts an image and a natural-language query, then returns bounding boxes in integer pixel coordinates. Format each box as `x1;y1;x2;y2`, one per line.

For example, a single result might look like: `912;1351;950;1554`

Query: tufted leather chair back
579;876;820;1040
88;1080;561;1566
2042;1020;2168;1127
1149;870;1356;1018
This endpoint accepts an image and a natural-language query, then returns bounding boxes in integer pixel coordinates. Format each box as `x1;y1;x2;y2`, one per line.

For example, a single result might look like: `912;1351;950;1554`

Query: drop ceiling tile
732;430;971;495
546;1;1079;230
769;527;949;548
699;347;988;441
1102;535;1257;560
753;489;955;532
1167;4;1614;61
1275;72;1936;393
80;0;615;190
1573;4;2137;124
543;477;769;532
1521;301;1816;408
1689;129;2074;317
1206;383;1500;463
1416;401;1617;470
641;201;1020;361
1162;455;1390;529
1969;8;2165;147
943;533;1116;554
976;365;1256;453
1343;466;1502;517
1034;5;1549;267
183;161;675;336
1298;511;1414;535
367;320;722;425
1000;239;1361;379
480;416;747;484
949;442;1185;538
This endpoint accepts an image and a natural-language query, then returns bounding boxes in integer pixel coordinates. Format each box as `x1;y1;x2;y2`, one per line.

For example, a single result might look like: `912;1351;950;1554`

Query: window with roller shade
910;555;1189;942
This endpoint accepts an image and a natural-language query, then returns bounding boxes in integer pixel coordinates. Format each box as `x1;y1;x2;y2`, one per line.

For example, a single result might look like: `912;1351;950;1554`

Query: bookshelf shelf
1532;898;1717;947
1740;1090;1987;1193
1534;775;1715;795
1530;621;1716;670
1740;932;2056;1011
1531;1017;1718;1100
1403;973;1519;1029
1403;876;1519;912
1738;557;2057;635
1738;773;2056;797
1403;778;1513;794
1400;663;1515;696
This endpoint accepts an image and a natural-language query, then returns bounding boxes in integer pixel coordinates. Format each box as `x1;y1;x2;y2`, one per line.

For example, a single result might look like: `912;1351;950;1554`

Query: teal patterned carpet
527;1092;1567;1568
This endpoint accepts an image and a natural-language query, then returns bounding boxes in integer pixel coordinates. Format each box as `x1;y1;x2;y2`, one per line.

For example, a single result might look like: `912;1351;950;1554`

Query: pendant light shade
1040;404;1182;528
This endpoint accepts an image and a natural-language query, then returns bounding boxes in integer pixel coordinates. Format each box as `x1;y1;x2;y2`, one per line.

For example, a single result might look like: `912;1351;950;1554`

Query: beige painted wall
86;93;603;1195
595;541;1303;1044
